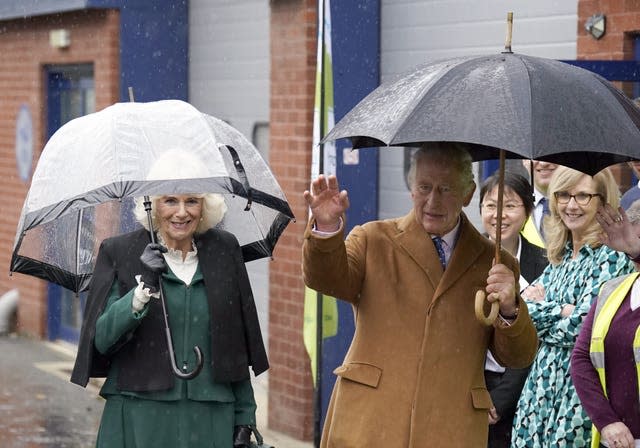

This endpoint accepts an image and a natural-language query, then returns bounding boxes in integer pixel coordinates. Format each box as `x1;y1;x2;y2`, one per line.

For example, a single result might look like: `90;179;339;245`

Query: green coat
94;265;256;448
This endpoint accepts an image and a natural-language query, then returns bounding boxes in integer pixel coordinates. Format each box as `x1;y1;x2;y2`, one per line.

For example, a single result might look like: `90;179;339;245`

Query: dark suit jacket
519;237;548;286
71;228;268;390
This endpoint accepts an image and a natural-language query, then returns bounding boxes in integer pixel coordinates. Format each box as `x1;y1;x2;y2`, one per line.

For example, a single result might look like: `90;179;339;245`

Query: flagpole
314;1;325;444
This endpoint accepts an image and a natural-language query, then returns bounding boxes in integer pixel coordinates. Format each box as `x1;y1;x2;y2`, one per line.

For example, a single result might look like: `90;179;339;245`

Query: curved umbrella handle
474;148;505;326
164;327;204;380
475;290;500;326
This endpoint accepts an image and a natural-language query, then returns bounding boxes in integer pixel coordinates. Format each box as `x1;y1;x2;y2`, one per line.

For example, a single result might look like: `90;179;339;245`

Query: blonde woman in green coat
71;153;268;448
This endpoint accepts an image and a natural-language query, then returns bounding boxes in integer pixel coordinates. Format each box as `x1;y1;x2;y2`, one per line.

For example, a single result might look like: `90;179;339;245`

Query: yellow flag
303;286;338;385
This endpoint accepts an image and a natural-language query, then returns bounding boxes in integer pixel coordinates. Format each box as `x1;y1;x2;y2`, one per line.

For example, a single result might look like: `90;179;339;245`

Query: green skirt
96;396;235;448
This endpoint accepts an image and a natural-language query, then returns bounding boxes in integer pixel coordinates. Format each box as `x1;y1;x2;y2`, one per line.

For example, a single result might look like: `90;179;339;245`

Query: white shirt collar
431;217;461;249
533;187;545;206
156;234;199;285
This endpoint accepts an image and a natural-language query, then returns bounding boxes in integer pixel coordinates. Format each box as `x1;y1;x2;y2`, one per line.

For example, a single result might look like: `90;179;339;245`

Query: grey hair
407;143;475;195
132;148;227;233
626;199;640;225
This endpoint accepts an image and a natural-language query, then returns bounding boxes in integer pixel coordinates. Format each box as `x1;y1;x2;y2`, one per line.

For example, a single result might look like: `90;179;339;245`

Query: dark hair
479;171;534;217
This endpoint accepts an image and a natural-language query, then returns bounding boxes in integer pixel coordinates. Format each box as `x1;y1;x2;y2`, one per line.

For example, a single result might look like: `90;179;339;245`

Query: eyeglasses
481;203;524;213
553;191;602;205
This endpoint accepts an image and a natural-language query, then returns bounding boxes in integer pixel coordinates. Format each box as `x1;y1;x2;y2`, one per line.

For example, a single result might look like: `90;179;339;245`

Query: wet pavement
0;335;311;448
0;335;102;447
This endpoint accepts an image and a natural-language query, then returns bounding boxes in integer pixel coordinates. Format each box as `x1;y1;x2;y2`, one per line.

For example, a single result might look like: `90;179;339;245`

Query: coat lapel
394;211;487;299
435;214;486;298
394;211;444;291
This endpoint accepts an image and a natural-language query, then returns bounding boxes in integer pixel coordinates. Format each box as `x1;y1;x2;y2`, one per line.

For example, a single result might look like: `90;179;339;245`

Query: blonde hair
132;149;227;234
544;166;620;264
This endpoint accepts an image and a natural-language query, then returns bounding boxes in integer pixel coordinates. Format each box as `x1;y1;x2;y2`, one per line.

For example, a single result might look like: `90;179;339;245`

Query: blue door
45;64;95;342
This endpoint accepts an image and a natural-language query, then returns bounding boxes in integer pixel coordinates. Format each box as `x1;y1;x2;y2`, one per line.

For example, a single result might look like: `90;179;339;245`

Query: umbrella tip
503;12;514;54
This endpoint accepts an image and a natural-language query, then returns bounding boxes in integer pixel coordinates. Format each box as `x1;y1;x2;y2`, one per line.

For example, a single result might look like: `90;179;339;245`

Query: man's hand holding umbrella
485;262;519;323
304;174;350;232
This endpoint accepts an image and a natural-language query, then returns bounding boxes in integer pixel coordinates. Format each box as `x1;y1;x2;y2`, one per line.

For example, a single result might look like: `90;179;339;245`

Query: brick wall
0;10;120;337
577;0;640;190
268;0;317;440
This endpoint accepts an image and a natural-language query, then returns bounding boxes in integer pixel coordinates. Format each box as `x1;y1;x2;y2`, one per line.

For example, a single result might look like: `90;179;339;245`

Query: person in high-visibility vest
520;160;559;249
571;200;640;448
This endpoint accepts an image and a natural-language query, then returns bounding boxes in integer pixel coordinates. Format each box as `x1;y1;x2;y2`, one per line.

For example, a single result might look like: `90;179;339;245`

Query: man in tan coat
302;144;538;447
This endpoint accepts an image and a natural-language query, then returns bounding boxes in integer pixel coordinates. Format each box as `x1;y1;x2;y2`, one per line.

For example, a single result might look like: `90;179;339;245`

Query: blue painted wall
319;0;380;427
89;0;188;102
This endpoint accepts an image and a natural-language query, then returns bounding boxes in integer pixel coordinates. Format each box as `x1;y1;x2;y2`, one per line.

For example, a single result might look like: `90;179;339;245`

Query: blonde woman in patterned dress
512;167;634;447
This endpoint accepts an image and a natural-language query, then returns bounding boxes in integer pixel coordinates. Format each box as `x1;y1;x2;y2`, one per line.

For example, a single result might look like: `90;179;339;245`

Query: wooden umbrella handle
474;148;506;326
475;290;500;326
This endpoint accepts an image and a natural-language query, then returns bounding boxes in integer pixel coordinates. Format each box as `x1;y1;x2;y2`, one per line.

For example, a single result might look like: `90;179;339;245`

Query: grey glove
139;243;168;294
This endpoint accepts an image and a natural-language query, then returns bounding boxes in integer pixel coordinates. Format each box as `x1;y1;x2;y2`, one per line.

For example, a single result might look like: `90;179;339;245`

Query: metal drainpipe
0;289;19;334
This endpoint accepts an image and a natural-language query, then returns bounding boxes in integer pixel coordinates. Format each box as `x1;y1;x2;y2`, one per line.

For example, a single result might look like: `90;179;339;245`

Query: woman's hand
303;175;350;232
522;283;545;303
233;425;252;447
596;204;640;258
601;421;634;448
488;407;500;425
560;304;575;318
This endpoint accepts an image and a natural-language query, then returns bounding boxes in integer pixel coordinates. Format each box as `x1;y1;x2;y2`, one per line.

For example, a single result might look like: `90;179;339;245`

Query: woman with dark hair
479;171;547;448
71;150;268;448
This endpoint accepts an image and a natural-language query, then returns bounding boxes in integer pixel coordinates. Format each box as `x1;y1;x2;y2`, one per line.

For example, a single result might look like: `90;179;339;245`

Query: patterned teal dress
511;243;634;447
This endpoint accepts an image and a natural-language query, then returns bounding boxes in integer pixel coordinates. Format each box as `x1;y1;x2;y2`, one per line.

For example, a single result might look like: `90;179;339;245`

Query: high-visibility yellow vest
521;215;545;248
588;272;640;448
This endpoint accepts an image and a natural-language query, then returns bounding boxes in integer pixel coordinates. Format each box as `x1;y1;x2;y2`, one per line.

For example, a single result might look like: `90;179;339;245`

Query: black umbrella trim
10;253;90;293
240;212;293;262
12;212;294;293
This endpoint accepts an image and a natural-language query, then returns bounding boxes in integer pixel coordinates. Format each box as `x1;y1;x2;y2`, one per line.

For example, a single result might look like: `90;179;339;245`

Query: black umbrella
324;52;640;173
11;99;294;377
323;14;640;324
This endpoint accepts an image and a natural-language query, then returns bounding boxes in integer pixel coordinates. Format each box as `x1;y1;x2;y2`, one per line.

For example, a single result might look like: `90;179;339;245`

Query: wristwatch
499;306;519;320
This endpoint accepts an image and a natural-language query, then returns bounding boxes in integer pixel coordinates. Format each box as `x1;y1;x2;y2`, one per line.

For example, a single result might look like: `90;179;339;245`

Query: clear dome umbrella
11;99;294;292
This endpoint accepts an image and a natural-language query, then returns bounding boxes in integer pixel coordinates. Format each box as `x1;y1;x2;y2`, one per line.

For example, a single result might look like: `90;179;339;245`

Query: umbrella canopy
324;52;640;174
11;99;294;293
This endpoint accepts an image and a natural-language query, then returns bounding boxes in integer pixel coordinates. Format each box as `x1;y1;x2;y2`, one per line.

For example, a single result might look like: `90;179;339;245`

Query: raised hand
303;174;350;232
596;204;640;258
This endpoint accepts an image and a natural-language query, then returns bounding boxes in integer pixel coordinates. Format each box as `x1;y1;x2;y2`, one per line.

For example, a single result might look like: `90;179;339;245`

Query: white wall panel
379;0;578;227
189;0;271;349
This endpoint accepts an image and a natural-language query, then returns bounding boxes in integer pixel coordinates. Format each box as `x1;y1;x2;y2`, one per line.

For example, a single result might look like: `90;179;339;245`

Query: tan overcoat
302;211;538;447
